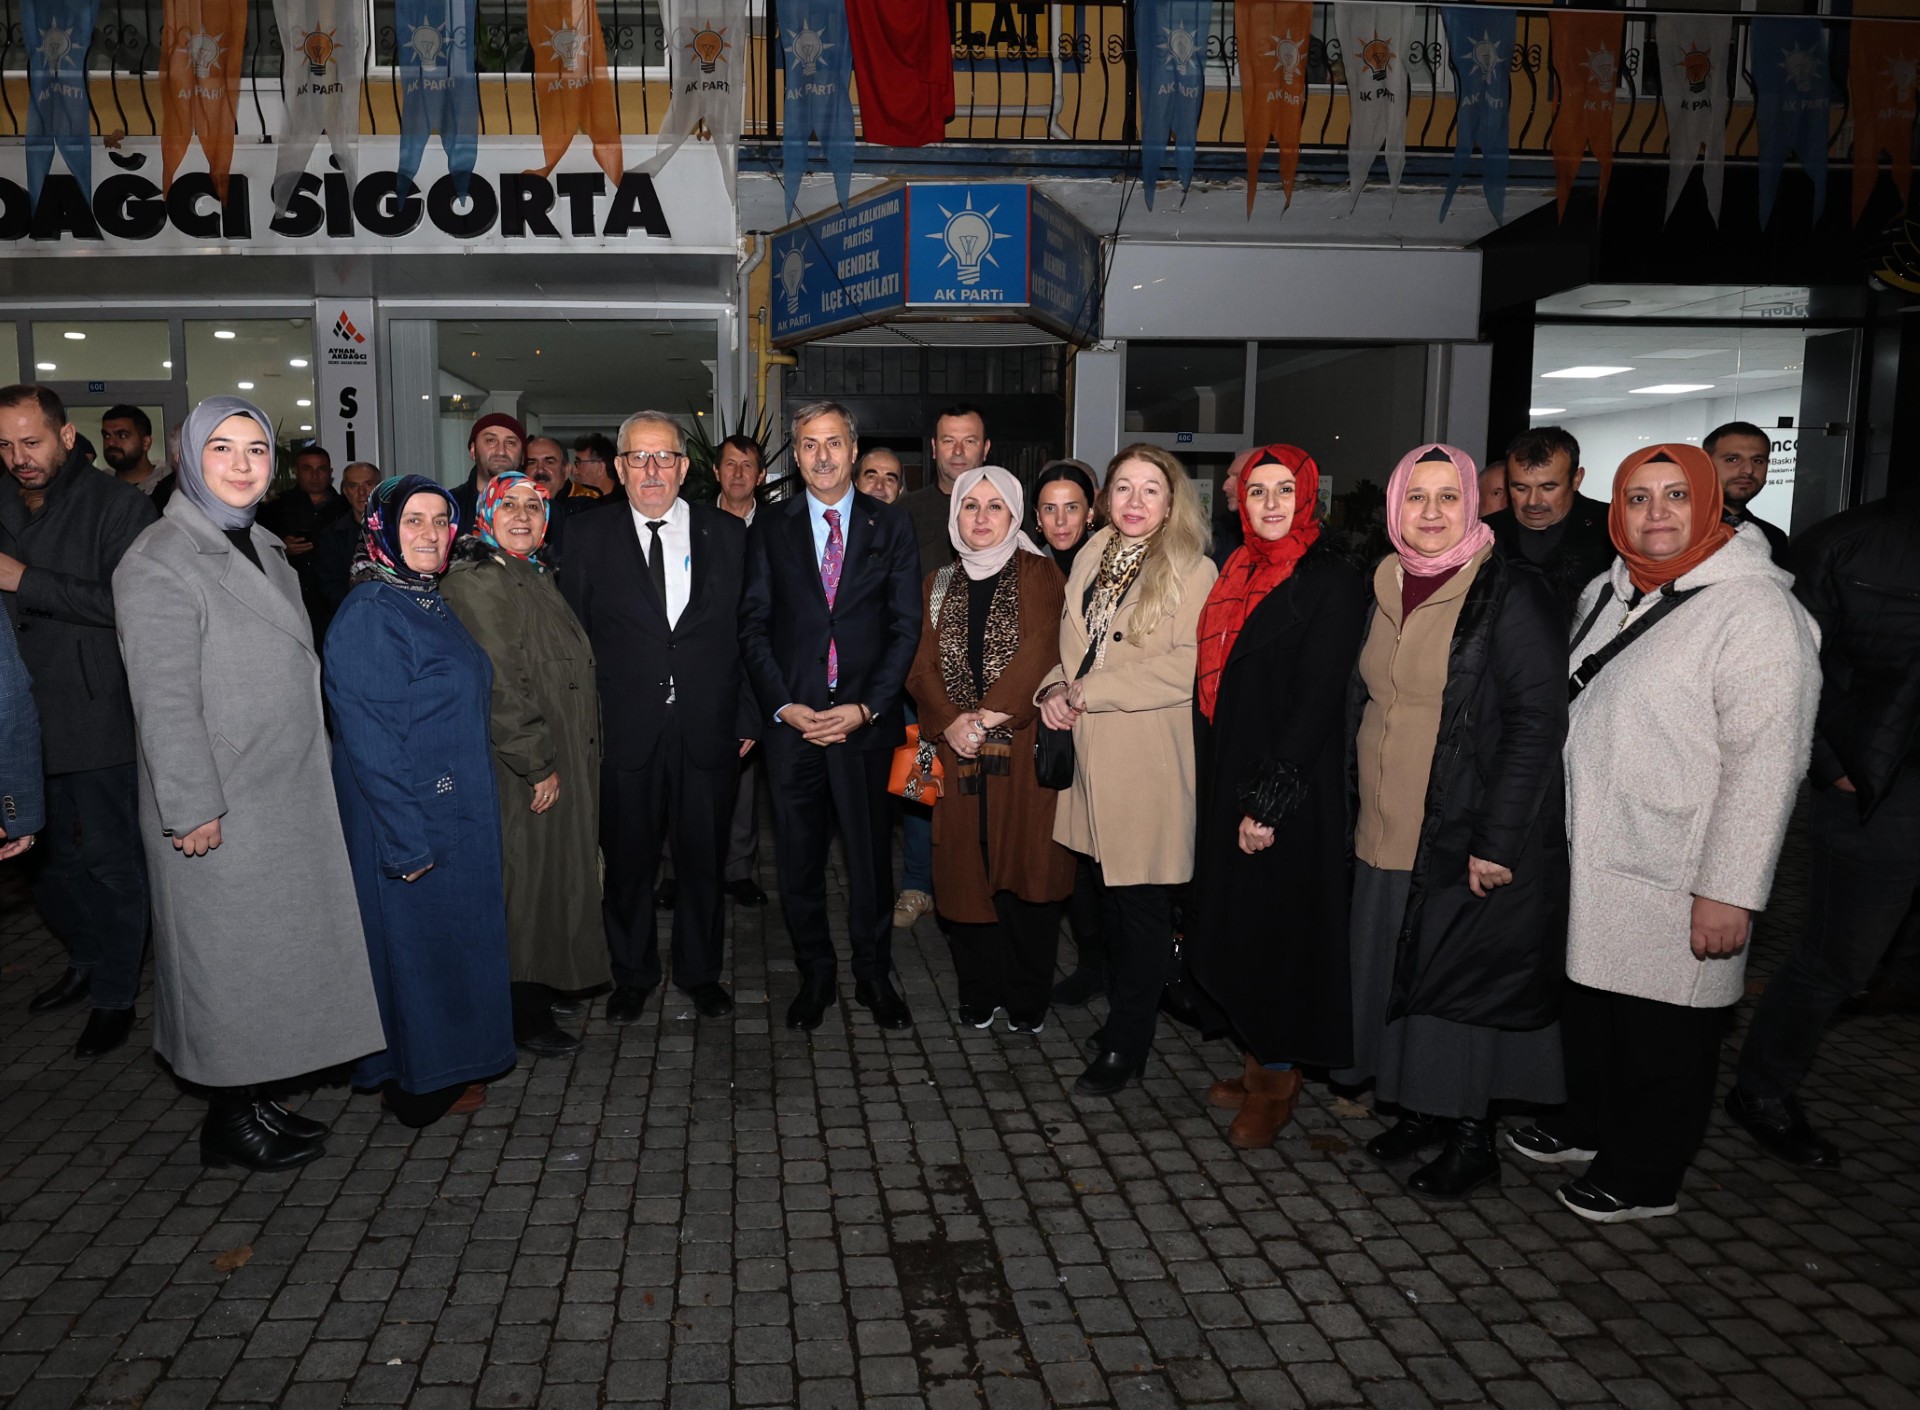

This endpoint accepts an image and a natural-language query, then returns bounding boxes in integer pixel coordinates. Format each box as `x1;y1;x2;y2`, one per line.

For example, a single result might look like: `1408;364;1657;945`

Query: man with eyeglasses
557;412;757;1028
740;400;923;1033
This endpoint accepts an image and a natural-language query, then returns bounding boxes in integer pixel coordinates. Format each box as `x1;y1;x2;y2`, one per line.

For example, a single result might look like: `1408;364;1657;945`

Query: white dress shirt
630;496;692;628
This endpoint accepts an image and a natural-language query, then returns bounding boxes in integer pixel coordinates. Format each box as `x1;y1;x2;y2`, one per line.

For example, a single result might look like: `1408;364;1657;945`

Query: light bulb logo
545;24;586;73
186;29;225;80
1359;33;1394;83
786;22;830;77
690;24;729;74
35;22;78;74
1582;45;1616;90
779;246;809;315
297;28;338;78
406;22;447;68
1779;41;1819;94
927;193;1000;288
1679;42;1713;95
1886;54;1917;104
1466;31;1503;86
1266;29;1304;86
1159;25;1198;77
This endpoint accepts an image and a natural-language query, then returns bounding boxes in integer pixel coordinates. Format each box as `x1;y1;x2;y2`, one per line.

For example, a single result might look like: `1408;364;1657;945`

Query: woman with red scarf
1185;446;1368;1148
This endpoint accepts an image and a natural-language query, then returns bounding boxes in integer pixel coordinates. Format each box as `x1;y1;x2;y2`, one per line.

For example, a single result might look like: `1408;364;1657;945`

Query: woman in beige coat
1039;445;1217;1096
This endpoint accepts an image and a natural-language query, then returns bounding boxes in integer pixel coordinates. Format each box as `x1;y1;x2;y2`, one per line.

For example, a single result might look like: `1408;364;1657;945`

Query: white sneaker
1556;1177;1678;1224
1506;1126;1598;1165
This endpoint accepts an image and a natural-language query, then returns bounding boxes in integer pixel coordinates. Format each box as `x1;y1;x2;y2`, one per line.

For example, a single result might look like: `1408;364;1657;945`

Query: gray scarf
176;396;276;531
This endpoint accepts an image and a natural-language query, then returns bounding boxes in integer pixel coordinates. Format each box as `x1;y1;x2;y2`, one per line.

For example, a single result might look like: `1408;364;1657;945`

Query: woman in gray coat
114;397;386;1172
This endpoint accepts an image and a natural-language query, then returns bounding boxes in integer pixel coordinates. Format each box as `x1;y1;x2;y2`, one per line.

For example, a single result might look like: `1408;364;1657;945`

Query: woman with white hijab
906;467;1076;1035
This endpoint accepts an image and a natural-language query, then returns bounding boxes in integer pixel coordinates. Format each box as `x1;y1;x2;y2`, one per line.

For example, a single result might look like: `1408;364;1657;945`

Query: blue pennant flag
395;0;479;200
779;0;855;215
24;0;100;209
1439;6;1514;223
1138;0;1211;209
1751;17;1832;227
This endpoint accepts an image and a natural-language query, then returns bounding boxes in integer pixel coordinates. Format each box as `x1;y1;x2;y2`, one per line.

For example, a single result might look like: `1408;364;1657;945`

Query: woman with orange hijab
1186;446;1367;1148
1508;444;1820;1223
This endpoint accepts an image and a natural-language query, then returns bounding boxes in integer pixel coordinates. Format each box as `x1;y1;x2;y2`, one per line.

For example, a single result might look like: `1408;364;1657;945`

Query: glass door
41;381;185;482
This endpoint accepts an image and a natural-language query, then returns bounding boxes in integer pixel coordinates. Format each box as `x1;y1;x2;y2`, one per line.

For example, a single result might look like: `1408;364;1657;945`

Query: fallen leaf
1326;1097;1372;1121
1309;1133;1351;1154
212;1245;253;1272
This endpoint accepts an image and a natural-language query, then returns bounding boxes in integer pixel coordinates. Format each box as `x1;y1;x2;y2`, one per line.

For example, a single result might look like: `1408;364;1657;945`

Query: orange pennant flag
1549;12;1623;219
161;0;249;200
1237;1;1314;213
528;0;624;184
1851;21;1918;224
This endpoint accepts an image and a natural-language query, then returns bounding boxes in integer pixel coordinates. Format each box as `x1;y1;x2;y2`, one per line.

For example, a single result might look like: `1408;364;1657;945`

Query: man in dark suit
557;410;756;1025
740;400;923;1032
1706;420;1792;568
1484;426;1615;625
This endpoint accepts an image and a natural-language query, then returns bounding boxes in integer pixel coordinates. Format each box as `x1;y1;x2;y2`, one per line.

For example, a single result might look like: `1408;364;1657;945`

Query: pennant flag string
1138;0;1211;209
1752;16;1832;227
778;0;856;214
23;0;99;209
642;0;750;188
1335;1;1412;213
161;0;249;201
1439;5;1514;223
271;0;368;218
395;0;480;200
1237;0;1313;214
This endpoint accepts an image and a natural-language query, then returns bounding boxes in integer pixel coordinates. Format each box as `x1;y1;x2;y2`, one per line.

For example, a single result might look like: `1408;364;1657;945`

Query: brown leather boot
1228;1066;1303;1150
1207;1052;1260;1111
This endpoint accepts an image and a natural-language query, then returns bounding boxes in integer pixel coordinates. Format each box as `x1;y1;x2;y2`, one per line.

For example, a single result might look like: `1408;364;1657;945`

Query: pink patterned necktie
821;508;844;690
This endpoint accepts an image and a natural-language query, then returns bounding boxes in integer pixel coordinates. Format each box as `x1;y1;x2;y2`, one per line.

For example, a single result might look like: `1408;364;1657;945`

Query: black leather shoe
687;982;735;1018
1725;1087;1840;1170
28;967;90;1014
786;980;835;1032
1407;1116;1502;1199
74;1007;134;1059
549;996;588;1019
1052;966;1106;1007
1082;1030;1107;1059
604;985;654;1025
518;1026;583;1057
257;1100;328;1143
1074;1050;1146;1097
654;878;677;909
1366;1111;1450;1162
853;977;913;1030
200;1095;325;1172
725;879;768;907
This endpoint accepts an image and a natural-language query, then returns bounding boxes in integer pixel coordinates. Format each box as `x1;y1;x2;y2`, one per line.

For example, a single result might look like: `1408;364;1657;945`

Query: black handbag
1034;639;1098;790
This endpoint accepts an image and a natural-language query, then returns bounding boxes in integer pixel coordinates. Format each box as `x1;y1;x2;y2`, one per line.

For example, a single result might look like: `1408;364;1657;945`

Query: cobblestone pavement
2;802;1917;1410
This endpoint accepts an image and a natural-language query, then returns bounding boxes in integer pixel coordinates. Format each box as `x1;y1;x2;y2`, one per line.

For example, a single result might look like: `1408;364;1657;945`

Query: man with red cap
454;412;527;531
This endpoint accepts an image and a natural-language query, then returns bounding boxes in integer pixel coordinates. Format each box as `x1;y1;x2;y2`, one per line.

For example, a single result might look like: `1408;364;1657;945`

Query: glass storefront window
1253;343;1429;493
186;321;318;449
0;324;15;385
1125;341;1247;435
29;321;169;382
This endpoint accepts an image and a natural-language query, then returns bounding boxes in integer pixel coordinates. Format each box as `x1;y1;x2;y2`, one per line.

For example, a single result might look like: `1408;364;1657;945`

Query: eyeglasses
617;450;686;471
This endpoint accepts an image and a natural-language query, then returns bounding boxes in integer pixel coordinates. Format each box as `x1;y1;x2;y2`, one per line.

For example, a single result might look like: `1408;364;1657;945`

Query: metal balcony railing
0;1;1892;169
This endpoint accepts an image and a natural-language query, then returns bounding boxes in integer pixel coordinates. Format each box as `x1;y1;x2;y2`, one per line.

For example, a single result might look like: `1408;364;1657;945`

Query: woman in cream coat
1038;445;1217;1096
1509;443;1820;1224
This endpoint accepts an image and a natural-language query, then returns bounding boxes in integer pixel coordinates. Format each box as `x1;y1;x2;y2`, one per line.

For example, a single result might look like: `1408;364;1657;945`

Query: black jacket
1792;496;1920;820
739;489;922;752
557;499;757;771
1346;552;1570;1031
1484;495;1615;626
1189;544;1367;1066
0;450;157;772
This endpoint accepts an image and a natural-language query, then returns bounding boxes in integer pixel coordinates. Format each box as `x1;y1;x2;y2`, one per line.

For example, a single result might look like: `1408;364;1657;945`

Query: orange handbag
888;724;945;804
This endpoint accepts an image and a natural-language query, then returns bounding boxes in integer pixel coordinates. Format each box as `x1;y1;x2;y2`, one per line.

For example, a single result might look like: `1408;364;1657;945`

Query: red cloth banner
1851;21;1918;224
844;0;954;147
1549;11;1623;219
161;0;249;200
1237;1;1313;212
527;0;623;183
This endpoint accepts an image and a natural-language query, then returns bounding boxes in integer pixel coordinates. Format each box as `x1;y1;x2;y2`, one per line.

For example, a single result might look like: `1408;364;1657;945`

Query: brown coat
1354;548;1488;870
908;552;1075;924
1040;527;1219;886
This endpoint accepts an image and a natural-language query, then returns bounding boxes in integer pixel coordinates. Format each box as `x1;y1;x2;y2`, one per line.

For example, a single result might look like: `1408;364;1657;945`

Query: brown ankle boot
1207;1052;1261;1111
1228;1067;1303;1149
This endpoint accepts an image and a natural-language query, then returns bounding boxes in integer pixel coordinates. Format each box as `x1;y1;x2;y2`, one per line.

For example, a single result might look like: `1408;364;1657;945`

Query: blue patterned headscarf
350;475;460;590
475;470;550;570
177;396;275;531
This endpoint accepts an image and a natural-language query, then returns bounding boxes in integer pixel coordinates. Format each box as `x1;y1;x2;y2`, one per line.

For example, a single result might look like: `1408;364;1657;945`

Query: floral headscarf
475;469;550;569
350;475;460;590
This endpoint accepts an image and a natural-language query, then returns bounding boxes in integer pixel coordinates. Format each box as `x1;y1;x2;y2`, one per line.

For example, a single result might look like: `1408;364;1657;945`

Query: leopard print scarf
938;565;1021;793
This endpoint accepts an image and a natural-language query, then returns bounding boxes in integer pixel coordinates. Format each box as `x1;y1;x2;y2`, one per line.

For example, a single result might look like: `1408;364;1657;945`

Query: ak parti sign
0;139;737;254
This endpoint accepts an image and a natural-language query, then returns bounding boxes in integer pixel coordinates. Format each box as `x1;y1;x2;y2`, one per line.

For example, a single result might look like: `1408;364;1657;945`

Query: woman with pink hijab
1332;444;1571;1201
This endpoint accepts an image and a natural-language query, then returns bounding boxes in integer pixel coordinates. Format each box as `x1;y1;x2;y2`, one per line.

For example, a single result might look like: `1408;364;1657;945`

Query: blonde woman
1038;445;1217;1095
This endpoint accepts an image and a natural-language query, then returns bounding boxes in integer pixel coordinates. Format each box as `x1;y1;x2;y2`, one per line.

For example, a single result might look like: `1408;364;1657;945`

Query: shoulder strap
1569;582;1700;701
1569;584;1615;656
928;564;957;631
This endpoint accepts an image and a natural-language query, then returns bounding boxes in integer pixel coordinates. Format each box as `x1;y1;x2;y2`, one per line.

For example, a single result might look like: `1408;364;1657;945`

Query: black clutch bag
1033;640;1098;791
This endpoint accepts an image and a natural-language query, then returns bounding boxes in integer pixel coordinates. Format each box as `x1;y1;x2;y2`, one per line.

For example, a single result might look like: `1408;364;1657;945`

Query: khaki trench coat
1039;527;1217;886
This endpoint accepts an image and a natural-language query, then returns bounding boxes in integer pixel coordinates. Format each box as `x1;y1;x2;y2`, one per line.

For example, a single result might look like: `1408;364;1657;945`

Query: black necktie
646;520;668;610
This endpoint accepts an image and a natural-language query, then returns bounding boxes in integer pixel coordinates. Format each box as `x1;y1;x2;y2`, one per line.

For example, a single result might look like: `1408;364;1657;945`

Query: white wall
1556;387;1800;528
1071;345;1125;476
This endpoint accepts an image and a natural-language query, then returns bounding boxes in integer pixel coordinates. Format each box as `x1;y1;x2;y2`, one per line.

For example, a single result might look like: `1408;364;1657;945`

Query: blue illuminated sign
769;186;908;342
906;183;1031;307
1028;190;1102;339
